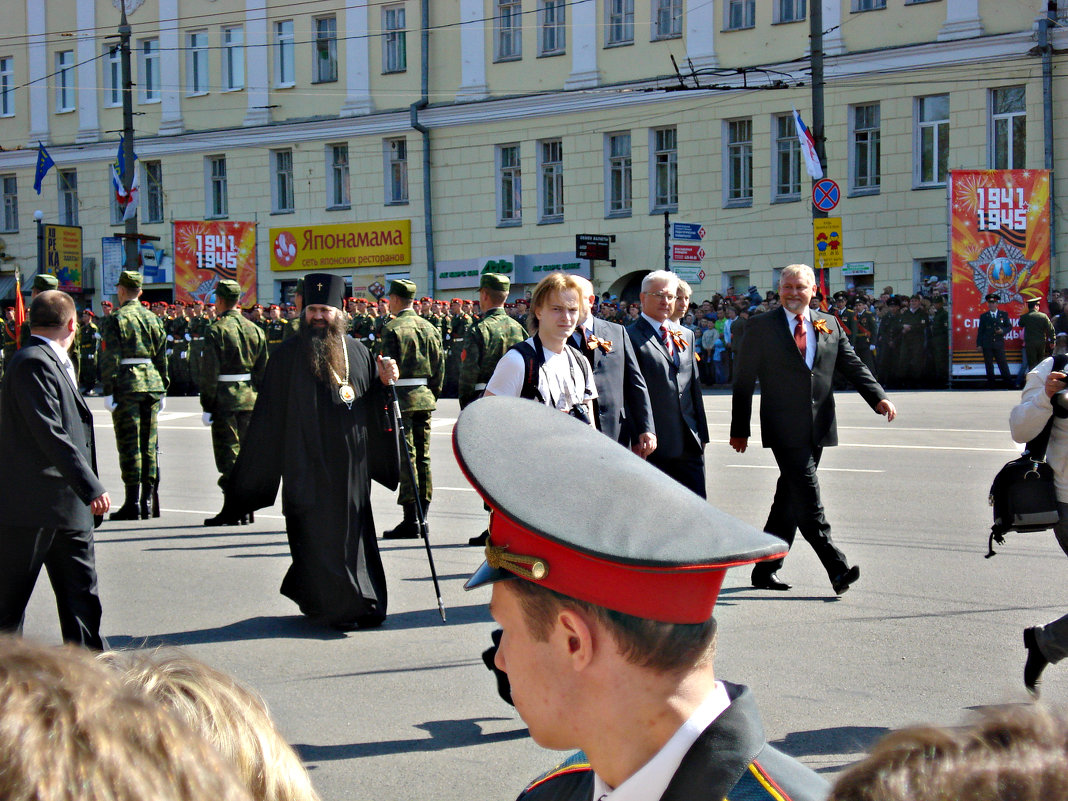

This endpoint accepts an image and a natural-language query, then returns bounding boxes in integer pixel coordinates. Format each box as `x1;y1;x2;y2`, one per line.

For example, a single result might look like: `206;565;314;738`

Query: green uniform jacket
100;299;168;395
1021;310;1055;347
200;309;268;413
377;308;444;412
458;308;526;408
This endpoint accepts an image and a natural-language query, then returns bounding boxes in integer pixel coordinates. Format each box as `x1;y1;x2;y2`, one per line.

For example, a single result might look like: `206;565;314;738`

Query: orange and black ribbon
586;335;613;353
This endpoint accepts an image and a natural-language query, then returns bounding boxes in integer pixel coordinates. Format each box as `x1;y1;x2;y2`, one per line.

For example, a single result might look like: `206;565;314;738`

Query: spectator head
29;289;76;333
528;271;587;336
672;280;692;322
640;270;680;324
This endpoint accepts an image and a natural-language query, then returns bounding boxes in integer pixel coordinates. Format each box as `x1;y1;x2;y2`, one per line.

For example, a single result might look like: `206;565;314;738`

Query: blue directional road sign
671;222;707;241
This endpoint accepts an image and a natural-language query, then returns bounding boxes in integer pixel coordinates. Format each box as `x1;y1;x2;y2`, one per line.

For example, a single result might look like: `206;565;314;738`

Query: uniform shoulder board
521;751;592;796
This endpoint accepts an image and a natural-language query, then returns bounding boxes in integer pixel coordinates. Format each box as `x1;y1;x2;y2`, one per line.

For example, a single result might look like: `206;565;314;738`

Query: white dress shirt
34;334;78;390
783;308;816;369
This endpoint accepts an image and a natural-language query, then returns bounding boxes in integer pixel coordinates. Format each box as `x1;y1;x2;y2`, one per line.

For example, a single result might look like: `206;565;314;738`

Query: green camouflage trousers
211;410;252;488
398;410;432;507
113;393;161;485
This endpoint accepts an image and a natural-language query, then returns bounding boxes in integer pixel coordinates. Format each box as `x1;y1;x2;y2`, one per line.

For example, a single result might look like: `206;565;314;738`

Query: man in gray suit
627;270;708;497
0;290;110;647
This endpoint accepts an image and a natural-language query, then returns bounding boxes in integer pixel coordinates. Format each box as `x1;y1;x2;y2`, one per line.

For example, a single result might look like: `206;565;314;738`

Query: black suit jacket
976;309;1010;349
573;317;654;445
0;338;105;530
627;317;708;460
731;307;887;449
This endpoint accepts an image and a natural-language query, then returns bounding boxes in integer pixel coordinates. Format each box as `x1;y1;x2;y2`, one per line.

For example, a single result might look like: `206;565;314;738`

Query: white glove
870;345;876;351
181;351;188;360
167;334;174;342
159;397;166;412
185;333;192;341
202;412;213;426
104;395;118;412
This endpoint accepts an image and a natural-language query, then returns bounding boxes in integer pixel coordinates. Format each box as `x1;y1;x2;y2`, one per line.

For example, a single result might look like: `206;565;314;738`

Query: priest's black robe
225;334;394;629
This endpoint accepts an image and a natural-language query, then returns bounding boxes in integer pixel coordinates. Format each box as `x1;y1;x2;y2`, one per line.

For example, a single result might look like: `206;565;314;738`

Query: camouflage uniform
458;307;526;409
99;278;168;516
264;317;288;354
200;304;267;489
350;311;374;349
166;313;192;394
78;318;100;393
1020;304;1055;372
188;313;211;388
442;309;471;398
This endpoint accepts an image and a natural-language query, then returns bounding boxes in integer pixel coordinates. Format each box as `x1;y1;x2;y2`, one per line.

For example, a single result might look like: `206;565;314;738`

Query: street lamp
33;209;43;276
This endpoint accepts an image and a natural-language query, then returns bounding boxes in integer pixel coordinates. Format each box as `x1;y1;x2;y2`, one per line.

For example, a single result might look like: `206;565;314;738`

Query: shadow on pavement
368;603;492;630
295;717;529;761
106;615;348;648
770;725;890;763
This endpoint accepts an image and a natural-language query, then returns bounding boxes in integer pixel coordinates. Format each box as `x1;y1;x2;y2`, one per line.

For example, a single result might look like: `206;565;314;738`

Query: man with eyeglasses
627;270;709;497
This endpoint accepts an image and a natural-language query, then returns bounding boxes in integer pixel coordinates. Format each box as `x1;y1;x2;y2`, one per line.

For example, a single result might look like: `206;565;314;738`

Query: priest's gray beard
300;312;348;383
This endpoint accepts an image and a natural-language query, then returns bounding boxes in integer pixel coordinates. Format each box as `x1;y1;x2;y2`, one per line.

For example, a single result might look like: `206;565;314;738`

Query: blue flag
33;142;55;195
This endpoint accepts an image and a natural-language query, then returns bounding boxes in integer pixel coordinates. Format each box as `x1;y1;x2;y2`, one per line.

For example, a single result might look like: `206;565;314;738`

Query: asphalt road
22;387;1063;800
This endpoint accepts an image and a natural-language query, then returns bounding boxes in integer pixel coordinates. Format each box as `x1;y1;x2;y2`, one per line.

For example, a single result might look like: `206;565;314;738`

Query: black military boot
139;483;153;520
109;484;141;521
204;493;243;526
150;480;161;518
382;503;420;539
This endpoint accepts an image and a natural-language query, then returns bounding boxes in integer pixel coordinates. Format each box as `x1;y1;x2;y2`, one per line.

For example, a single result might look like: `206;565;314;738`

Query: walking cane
387;381;447;622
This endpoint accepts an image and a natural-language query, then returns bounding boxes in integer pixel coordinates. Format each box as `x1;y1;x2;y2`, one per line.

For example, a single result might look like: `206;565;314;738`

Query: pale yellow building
0;0;1060;306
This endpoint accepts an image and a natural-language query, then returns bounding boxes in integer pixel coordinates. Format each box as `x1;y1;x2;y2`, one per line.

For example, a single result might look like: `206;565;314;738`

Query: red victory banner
173;221;258;306
949;170;1051;378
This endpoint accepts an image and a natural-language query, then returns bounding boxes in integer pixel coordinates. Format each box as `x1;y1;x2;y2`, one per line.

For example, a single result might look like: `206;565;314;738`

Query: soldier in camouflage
375;279;444;539
458;273;526;410
78;308;100;394
187;300;211;388
442;297;472;398
100;270;169;520
167;302;193;395
201;279;268;526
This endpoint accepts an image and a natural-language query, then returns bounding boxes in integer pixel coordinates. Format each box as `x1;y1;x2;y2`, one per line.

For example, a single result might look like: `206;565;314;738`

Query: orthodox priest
217;274;401;630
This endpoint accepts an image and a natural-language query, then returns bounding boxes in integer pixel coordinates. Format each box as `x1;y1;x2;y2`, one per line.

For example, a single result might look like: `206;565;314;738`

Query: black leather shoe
1024;627;1049;696
832;565;861;595
468;530;489;547
203;512;243;527
382;519;421;539
752;572;791;591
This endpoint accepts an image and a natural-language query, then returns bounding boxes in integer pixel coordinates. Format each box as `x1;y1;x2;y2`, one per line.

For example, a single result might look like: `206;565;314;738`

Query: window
383;6;407;73
538;139;564;223
606;133;632;216
725;0;755;29
274;20;295;86
651;127;677;212
496;0;522;61
328;144;350;208
775;0;806;23
105;46;121;106
139;38;159;102
1;176;17;232
539;0;566;55
991;86;1025;169
0;57;11;117
207;156;227;218
55;50;74;113
852;0;886;10
314;16;337;83
187;31;209;94
851;103;881;193
58;170;77;226
607;0;634;45
916;94;949;186
497;144;522;225
144;161;163;224
773;114;801;201
272;150;295;213
654;0;682;39
385;138;408;204
222;26;244;91
725;119;753;206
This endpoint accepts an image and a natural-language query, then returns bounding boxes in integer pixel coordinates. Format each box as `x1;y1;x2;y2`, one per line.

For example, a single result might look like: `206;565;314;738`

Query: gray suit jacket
573;317;654;446
0;337;105;530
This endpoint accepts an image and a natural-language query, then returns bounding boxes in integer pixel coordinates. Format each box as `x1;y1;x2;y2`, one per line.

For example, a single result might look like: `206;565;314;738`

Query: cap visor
463;560;513;591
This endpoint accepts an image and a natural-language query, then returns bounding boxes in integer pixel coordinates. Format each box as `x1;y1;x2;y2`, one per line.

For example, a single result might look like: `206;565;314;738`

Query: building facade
0;0;1060;306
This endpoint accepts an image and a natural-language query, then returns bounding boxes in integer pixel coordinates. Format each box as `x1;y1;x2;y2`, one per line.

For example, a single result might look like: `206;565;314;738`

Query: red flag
13;272;25;347
818;269;829;311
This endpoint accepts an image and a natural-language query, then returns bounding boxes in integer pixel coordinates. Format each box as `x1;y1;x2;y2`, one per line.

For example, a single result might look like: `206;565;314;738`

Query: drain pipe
1040;3;1057;270
410;0;435;295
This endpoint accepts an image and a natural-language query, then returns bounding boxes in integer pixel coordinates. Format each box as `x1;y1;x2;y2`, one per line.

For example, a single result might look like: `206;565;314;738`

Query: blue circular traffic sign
813;179;840;212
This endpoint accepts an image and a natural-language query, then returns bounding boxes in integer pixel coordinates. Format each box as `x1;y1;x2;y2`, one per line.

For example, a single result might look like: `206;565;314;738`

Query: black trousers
649;437;706;499
982;342;1011;386
752;445;848;582
0;525;103;649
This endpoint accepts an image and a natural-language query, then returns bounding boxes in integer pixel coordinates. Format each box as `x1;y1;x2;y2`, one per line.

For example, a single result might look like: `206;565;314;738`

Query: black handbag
987;353;1068;557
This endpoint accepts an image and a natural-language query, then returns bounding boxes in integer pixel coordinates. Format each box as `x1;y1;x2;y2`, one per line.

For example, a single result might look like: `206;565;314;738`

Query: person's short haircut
508;579;718;673
481;286;508;306
780;264;816;287
100;651;320;801
829;704;1068;801
676;279;692;299
0;635;252;801
641;270;680;294
527;272;588;335
29;290;75;329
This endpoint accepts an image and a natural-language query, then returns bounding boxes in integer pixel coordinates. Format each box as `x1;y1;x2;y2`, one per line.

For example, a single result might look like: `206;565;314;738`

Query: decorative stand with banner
173;221;258;306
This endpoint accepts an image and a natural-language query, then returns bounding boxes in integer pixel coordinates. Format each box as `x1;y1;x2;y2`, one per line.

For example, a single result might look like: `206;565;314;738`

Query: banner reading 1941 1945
173;221;258;307
949;169;1051;379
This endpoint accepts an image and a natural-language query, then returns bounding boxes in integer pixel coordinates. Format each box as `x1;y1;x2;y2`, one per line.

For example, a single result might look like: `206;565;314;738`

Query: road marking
837;443;1019;453
725;464;884;473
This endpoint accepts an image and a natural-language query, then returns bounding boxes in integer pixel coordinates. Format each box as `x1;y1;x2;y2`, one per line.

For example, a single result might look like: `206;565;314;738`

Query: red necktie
794;314;807;355
660;324;674;358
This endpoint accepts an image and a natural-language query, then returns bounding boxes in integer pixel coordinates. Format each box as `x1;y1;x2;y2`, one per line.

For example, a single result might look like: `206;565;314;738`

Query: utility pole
119;0;139;271
809;1;827;221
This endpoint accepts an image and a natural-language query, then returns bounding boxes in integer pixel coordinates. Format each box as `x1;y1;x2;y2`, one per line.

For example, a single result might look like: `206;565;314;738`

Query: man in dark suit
0;290;110;647
977;292;1012;387
628;270;709;497
730;264;895;595
573;276;656;458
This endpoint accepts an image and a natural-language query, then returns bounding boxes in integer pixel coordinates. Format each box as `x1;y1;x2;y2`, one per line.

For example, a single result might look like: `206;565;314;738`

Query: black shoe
1024;627;1049;696
382;518;421;539
468;530;489;547
752;572;791;591
832;565;861;595
203;511;243;527
109;484;141;521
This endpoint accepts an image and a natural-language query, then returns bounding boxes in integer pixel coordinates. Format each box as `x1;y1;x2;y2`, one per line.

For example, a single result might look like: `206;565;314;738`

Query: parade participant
627;270;708;498
167;302;192;395
442;297;471;398
458;273;526;410
219;274;399;630
100;270;168;521
928;295;949;386
1020;294;1055;377
78;308;100;394
0;291;109;648
731;264;895;594
456;397;827;801
851;297;878;377
375;279;444;540
283;279;304;341
977;292;1012;387
264;304;287;354
896;294;928;388
201;279;268;526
